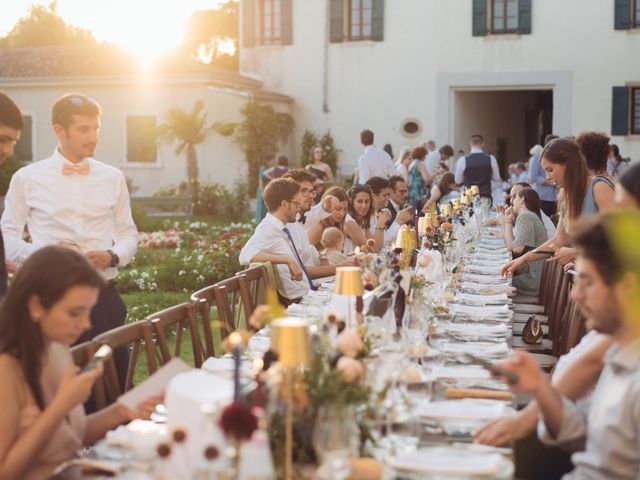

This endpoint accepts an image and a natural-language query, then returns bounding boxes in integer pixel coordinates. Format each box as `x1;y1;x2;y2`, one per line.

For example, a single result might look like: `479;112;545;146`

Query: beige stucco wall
1;79;292;195
240;0;640;176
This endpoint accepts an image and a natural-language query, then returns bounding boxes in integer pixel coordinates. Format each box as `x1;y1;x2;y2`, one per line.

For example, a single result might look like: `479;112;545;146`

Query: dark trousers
540;200;558;218
77;282;129;412
514;432;575;480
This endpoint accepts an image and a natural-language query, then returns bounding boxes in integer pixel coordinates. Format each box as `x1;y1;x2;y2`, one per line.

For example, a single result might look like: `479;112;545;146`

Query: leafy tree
0;1;96;48
156;100;213;202
300;129;341;176
181;1;238;70
213;102;294;193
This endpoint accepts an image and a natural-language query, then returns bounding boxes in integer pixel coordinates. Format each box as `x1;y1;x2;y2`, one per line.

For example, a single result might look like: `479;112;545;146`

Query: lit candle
395;226;406;249
229;331;243;402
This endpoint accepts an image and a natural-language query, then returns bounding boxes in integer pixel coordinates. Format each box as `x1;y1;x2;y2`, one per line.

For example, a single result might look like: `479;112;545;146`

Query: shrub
0;156;26;195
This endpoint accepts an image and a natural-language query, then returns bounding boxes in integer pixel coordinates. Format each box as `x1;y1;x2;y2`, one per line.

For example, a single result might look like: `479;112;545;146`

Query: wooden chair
148;302;205;367
70;341;110;410
191;285;220;358
212;275;245;339
236;265;271;320
92;320;157;403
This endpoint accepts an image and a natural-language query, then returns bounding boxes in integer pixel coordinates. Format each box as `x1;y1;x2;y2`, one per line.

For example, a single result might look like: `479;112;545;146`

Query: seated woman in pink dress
0;246;160;480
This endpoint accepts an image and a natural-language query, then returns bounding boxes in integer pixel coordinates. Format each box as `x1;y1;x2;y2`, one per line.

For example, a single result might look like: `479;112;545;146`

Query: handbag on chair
522;314;543;344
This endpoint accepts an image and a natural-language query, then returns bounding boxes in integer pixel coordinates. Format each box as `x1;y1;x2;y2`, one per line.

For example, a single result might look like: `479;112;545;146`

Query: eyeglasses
287;200;301;209
395;189;408;194
300;188;317;198
53;95;99;125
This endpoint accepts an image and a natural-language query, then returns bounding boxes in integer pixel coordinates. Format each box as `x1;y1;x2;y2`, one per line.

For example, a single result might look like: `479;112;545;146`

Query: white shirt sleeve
537;395;587;446
239;232;262;265
454;157;465;185
110;173;138;266
357;154;368;184
1;172;37;264
490;156;502;183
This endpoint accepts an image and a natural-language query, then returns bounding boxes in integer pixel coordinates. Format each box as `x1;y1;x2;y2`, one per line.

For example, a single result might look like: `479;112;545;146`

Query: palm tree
157;100;211;200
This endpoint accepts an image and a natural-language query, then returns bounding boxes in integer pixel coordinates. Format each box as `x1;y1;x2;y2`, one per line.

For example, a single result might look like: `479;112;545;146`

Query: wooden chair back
148;302;204;367
92;320;157;401
236;265;271;320
69;341;110;410
212;275;244;339
191;285;219;357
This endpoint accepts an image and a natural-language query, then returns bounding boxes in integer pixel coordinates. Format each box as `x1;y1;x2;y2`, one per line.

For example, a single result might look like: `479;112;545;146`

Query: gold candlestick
270;318;312;480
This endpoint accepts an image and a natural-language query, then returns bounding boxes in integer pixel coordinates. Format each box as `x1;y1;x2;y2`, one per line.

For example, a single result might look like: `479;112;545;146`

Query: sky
2;0;229;62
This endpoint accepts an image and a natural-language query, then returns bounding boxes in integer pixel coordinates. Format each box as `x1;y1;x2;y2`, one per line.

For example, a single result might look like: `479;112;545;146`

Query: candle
229;332;243;402
395;226;406;249
417;217;426;234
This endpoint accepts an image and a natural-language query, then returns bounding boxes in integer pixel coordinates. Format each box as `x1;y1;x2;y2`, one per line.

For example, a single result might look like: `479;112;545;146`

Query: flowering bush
120;221;254;294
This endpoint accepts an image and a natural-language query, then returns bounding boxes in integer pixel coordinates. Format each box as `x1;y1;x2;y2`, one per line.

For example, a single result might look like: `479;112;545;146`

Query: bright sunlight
2;0;229;66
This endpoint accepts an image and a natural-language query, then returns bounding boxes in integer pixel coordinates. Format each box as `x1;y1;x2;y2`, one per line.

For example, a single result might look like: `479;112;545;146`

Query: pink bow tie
62;163;90;175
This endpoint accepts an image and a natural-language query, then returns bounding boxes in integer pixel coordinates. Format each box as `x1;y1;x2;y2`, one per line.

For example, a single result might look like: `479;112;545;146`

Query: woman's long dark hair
347;184;375;230
517;188;543;220
0;246;105;410
541;138;589;228
438;172;456;197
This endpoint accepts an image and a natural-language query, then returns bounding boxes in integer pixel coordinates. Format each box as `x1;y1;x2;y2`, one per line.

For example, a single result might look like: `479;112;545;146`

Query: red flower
219;402;258;441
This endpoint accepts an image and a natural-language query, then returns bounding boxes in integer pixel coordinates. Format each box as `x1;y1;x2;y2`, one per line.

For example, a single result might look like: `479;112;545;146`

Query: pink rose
336;328;364;357
417;253;432;267
336;356;364;382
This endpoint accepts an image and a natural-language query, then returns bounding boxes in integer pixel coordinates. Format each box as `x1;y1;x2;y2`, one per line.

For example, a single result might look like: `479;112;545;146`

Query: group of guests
0;92;160;479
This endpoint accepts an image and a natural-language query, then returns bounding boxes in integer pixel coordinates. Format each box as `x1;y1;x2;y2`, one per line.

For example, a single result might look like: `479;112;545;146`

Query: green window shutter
330;0;344;43
611;86;630;136
517;0;532;34
472;0;488;36
243;0;256;48
614;0;631;29
371;0;385;41
281;0;293;45
14;115;33;161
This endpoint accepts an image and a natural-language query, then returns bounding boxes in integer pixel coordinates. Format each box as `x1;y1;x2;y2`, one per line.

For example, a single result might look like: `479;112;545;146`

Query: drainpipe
322;0;330;113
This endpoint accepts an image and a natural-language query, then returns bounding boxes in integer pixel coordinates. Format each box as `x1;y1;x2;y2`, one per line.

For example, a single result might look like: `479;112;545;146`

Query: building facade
240;0;640;176
0;45;293;196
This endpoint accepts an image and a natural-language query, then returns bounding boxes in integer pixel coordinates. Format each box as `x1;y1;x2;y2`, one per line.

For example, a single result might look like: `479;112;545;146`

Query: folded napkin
415;399;513;420
389;447;505;477
446;322;509;336
456;292;511;306
451;304;512;319
464;264;504;276
105;420;167;448
459;282;515;295
460;273;511;285
248;335;271;353
432;365;492;380
440;341;510;357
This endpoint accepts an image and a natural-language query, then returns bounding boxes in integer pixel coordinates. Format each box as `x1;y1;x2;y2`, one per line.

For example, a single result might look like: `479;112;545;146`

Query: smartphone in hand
81;345;112;373
464;353;520;385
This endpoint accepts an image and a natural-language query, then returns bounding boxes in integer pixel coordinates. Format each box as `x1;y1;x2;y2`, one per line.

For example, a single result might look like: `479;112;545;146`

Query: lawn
120;215;254;383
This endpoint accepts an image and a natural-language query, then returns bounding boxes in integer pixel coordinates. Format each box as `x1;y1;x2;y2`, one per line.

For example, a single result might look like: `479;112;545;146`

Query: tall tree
157;100;213;201
214;102;294;193
0;1;96;48
181;1;239;70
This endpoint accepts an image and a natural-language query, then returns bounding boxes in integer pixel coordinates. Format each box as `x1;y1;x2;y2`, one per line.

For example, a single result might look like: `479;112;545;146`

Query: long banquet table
54;224;520;479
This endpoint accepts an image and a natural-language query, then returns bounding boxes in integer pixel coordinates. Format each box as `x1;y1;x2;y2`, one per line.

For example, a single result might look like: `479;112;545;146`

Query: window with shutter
126;115;157;163
242;0;256;48
635;0;640;25
472;0;488;36
491;0;518;33
615;0;632;29
259;0;282;45
632;88;640;134
611;87;630;136
14;115;33;162
348;0;373;40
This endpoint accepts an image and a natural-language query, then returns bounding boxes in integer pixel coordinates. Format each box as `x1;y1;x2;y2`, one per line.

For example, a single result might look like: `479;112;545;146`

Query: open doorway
452;89;553;178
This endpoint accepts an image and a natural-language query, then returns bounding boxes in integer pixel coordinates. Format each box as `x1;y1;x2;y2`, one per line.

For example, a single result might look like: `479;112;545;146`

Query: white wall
1;80;291;195
241;0;640;176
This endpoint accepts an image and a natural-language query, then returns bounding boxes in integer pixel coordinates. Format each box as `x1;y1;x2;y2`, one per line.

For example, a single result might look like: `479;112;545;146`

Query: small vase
312;406;358;480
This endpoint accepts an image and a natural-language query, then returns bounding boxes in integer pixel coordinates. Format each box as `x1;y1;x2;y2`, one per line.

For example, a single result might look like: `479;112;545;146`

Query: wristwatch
107;250;120;267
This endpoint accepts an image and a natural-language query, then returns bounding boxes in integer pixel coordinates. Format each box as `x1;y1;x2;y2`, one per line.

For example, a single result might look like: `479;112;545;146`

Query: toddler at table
321;227;348;265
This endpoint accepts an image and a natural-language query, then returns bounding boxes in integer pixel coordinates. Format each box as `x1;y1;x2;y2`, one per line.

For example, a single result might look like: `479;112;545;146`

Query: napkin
451;304;512;319
460;273;511;285
432;365;492;380
464;264;504;275
415;399;513;420
440;341;510;357
390;448;505;476
456;292;510;306
447;323;509;336
201;356;253;377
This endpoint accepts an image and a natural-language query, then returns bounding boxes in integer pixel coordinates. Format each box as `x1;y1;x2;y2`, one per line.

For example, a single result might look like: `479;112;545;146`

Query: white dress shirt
1;149;138;280
286;220;320;266
357;145;395;184
538;338;640;479
425;150;440;176
454;148;502;185
540;211;557;240
239;213;310;299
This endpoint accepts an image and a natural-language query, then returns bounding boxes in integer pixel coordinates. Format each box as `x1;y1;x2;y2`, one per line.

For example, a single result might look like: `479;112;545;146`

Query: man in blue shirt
528;137;558;217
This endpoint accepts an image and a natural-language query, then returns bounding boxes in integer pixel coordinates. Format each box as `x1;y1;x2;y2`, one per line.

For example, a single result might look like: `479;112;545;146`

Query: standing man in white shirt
357;129;395;184
1;93;138;389
455;134;502;201
0;92;25;299
424;140;440;176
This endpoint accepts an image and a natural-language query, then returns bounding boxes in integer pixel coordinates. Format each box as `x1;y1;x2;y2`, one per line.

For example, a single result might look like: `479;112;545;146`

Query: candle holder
441;203;453;216
334;267;364;329
270;318;312;480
